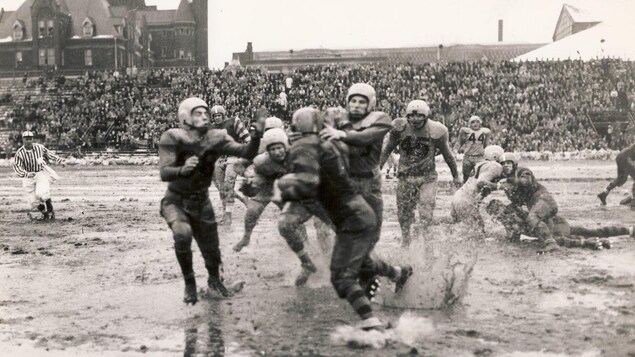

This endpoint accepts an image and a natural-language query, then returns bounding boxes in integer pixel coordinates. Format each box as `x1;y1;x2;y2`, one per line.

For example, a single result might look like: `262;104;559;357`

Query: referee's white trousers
22;171;52;208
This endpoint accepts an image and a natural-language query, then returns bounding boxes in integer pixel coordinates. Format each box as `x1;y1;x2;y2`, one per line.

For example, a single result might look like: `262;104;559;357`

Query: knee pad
330;268;359;299
172;221;193;252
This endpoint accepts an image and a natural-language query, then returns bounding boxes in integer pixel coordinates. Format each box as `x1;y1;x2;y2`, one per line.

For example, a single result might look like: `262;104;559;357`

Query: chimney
247;42;253;53
498;19;503;42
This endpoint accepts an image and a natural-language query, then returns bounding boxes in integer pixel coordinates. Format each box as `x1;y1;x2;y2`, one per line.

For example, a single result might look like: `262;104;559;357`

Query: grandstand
231;42;544;73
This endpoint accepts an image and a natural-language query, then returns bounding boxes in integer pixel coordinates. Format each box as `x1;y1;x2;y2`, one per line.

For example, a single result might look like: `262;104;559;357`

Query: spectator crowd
1;58;634;156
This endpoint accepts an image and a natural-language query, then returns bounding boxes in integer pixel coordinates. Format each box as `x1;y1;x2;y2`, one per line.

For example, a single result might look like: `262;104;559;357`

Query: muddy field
1;161;634;356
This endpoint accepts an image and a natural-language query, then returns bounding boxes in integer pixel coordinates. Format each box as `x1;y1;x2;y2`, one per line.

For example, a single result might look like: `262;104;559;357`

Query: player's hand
180;156;199;176
453;176;463;188
61;161;67;168
249;116;266;138
26;172;36;178
320;125;347;141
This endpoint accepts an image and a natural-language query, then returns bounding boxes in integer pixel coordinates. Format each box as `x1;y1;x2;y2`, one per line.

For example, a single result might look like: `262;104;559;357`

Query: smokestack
498;19;503;42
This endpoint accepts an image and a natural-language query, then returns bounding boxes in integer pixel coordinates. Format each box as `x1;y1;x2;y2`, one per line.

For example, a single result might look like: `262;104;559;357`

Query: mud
1;161;634;356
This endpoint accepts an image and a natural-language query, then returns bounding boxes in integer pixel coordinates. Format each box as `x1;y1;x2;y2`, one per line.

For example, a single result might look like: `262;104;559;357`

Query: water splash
379;224;478;309
330;312;434;349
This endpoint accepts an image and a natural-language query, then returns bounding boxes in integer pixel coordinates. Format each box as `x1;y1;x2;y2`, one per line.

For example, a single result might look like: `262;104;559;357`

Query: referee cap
22;131;34;138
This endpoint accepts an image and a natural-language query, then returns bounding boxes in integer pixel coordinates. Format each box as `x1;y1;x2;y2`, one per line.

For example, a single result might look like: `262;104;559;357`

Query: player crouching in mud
487;164;635;252
276;107;412;331
158;97;264;305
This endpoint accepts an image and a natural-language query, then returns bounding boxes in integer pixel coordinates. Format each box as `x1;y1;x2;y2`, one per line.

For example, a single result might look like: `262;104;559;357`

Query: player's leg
462;158;475;183
213;160;227;213
396;177;417;246
220;161;239;225
313;216;333;253
233;199;268;252
329;198;381;329
191;198;234;297
160;197;198;304
277;202;319;286
526;196;560;253
351;173;384;245
631;178;635;210
598;157;628;205
569;224;632;238
417;177;438;240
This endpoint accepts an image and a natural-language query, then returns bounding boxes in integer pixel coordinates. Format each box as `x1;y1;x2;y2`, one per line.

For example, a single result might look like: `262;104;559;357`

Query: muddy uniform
496;167;559;248
382;133;399;177
239;152;325;250
213;117;251;215
336;111;392;243
451;160;503;226
488;199;630;249
278;134;401;322
459;127;490;182
599;144;635;208
159;127;259;288
380;118;459;242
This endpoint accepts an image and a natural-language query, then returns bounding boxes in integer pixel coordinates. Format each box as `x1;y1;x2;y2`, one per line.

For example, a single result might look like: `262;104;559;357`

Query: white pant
22;171;52;209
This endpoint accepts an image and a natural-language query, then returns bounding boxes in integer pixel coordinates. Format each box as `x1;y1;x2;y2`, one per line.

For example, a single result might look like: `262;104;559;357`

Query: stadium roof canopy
515;2;635;61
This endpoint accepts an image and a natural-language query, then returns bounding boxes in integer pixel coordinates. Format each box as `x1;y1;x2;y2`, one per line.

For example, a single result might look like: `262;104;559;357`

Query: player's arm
337;114;393;146
12;152;27;178
277;143;321;201
455;127;468;152
234;117;252;144
436;133;460;181
476;163;503;196
158;130;190;181
482;131;490;147
217;133;260;160
218;118;264;159
379;130;400;169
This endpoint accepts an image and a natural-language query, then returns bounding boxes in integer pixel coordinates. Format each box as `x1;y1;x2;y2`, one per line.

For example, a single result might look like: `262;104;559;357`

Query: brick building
0;0;207;73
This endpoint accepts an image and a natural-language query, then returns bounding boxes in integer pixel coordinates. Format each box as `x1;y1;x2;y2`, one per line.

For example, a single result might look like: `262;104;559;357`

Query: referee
13;131;65;220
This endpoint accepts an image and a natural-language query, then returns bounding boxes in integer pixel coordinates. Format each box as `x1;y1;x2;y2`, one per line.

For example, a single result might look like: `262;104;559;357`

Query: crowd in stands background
1;59;633;158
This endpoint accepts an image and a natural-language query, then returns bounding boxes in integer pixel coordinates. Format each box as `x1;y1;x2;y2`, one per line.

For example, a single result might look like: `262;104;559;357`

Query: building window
13;24;23;40
39;48;46;65
47;48;55;65
161;48;166;58
38;20;45;37
85;49;93;66
83;19;94;37
179;50;185;59
15;52;22;67
187;51;192;60
47;20;54;37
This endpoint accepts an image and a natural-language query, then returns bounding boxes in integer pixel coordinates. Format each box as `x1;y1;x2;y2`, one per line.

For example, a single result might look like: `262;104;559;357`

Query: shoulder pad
353;111;391;130
159;128;185;145
482;127;491;135
459;127;471;134
392;117;408;132
427;120;449;139
482;161;503;175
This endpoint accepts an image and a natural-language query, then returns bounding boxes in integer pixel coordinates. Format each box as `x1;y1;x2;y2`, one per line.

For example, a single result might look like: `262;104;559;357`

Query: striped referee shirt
13;143;62;178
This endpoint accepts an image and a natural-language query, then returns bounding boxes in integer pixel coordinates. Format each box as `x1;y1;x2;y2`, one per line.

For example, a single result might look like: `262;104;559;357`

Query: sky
1;0;629;69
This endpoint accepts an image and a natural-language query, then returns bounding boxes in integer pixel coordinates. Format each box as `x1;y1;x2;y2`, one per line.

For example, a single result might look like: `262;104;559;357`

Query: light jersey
251;152;287;196
451;160;503;218
459;127;490;157
392;119;449;177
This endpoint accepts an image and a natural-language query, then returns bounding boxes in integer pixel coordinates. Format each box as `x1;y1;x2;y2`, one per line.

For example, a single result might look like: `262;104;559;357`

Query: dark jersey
280;134;358;225
158;127;260;195
338;111;392;176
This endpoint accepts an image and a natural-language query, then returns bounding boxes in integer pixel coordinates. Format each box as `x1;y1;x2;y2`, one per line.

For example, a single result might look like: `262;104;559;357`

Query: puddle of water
539;291;623;316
